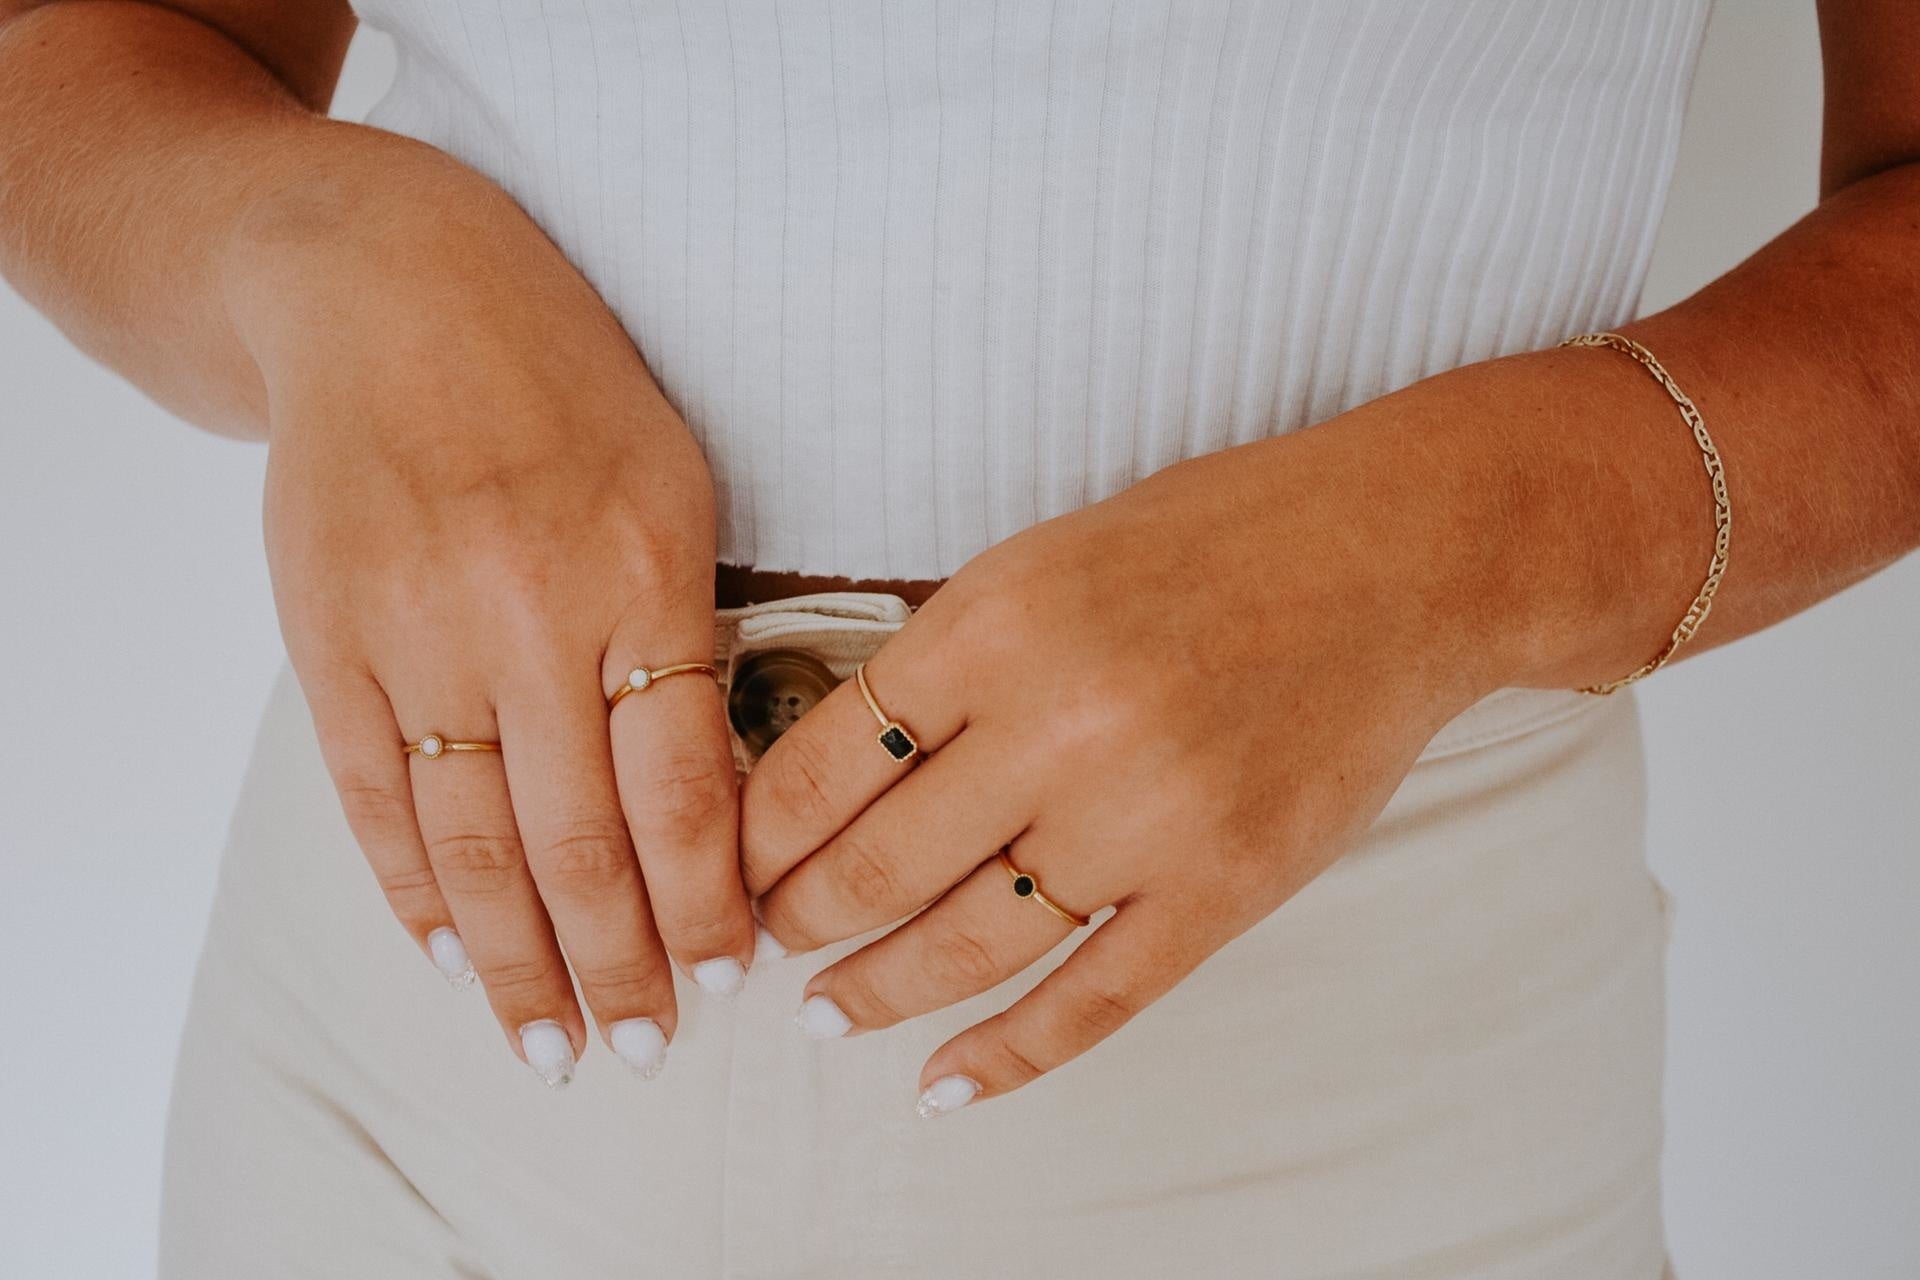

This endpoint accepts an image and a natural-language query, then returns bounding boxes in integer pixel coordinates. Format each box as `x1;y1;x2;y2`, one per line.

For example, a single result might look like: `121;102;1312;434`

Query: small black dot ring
997;850;1091;929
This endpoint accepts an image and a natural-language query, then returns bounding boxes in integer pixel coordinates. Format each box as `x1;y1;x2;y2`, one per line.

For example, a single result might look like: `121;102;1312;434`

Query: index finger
738;617;966;897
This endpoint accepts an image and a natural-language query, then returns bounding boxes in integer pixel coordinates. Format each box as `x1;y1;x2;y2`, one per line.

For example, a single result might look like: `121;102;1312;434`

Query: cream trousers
161;593;1672;1278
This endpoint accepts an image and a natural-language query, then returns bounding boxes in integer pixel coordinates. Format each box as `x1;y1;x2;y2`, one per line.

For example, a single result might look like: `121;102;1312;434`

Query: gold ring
405;733;501;760
997;851;1090;928
854;664;920;763
608;662;720;711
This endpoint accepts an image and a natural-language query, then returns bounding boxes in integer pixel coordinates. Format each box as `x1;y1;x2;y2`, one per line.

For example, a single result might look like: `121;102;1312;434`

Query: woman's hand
739;398;1558;1111
240;180;752;1083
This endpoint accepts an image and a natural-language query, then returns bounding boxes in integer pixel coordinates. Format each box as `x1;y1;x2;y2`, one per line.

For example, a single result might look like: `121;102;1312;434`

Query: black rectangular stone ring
853;664;920;764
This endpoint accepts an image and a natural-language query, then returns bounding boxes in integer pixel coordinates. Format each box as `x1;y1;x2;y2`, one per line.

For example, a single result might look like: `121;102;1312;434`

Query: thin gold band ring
405;734;501;760
608;662;720;711
854;664;920;763
997;851;1091;929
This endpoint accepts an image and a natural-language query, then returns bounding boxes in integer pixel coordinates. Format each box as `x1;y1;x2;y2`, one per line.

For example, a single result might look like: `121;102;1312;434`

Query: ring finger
753;730;1037;956
402;698;585;1087
793;840;1092;1039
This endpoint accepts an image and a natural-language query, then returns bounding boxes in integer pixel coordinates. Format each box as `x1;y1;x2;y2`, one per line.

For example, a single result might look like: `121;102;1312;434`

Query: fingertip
515;1018;582;1089
690;954;747;999
607;1016;670;1080
425;926;477;989
915;1073;983;1119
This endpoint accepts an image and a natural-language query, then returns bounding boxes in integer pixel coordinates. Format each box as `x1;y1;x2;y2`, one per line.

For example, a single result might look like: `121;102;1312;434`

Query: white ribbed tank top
354;0;1710;579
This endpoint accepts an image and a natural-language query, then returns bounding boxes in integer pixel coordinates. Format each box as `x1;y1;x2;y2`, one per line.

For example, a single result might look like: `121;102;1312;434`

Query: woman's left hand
740;402;1554;1112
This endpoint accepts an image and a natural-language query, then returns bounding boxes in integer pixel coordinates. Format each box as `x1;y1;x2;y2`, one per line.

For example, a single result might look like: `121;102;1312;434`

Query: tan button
728;649;840;757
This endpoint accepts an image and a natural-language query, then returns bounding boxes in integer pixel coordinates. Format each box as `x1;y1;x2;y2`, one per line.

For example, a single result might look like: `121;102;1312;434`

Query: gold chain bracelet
1560;331;1731;696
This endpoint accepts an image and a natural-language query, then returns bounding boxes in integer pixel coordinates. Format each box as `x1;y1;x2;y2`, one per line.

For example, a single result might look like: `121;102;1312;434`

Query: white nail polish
916;1075;981;1119
754;923;788;964
692;956;747;998
519;1020;575;1088
609;1017;668;1080
427;927;476;990
794;993;852;1040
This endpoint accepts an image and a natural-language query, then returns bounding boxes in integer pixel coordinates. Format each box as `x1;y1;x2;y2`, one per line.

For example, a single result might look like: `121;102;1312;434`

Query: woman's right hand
234;174;752;1085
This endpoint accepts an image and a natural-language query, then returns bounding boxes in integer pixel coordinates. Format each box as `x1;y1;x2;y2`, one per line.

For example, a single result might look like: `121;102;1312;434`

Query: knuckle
762;730;840;830
334;777;413;839
486;553;555;612
373;862;439;897
661;900;744;957
427;832;527;896
929;926;1003;990
1044;687;1139;757
1064;980;1140;1040
947;583;1031;661
533;820;637;895
620;522;704;596
755;898;818;957
982;1035;1050;1085
834;834;905;915
476;954;560;1002
830;969;908;1029
373;865;443;927
633;755;734;845
573;953;672;1009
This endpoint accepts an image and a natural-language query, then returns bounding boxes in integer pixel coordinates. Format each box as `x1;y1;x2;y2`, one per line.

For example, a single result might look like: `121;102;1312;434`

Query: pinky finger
302;664;472;989
913;904;1194;1118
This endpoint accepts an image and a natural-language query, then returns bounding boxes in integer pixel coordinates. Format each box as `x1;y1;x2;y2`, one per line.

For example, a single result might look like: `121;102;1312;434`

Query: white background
2;7;1915;1276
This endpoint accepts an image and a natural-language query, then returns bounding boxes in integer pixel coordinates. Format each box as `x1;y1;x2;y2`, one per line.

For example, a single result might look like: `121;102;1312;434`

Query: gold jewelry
405;733;501;759
997;851;1090;928
607;663;720;711
1560;332;1731;696
853;664;920;763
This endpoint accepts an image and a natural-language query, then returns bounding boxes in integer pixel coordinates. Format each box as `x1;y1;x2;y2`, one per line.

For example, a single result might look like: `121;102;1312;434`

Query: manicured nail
519;1020;574;1088
916;1075;981;1119
427;927;476;989
692;956;747;998
754;923;788;964
609;1017;667;1080
794;993;852;1040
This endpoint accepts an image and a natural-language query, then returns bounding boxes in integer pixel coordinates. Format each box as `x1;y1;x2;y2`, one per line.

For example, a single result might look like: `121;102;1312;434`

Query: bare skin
0;0;758;1073
3;0;1917;1107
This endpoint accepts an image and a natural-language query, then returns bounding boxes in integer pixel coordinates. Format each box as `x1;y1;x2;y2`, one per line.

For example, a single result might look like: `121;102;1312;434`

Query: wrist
218;124;592;397
1347;346;1716;695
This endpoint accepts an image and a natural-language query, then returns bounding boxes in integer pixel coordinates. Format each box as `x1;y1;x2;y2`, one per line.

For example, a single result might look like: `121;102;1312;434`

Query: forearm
1315;161;1920;694
0;2;568;440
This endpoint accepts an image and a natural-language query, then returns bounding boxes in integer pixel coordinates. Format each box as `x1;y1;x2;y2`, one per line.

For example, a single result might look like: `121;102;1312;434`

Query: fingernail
609;1017;667;1080
916;1075;981;1119
692;956;747;999
519;1020;575;1088
427;927;476;989
754;923;788;964
794;993;852;1040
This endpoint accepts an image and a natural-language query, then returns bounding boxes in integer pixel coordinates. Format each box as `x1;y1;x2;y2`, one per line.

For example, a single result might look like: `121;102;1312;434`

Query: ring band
405;733;501;760
608;662;720;711
997;851;1091;929
853;664;920;763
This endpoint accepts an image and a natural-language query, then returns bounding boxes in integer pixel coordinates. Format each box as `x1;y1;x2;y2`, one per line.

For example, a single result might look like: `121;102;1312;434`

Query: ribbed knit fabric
354;0;1711;579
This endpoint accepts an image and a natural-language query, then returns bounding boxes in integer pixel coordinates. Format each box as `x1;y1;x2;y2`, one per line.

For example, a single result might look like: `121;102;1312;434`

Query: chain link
1560;331;1732;696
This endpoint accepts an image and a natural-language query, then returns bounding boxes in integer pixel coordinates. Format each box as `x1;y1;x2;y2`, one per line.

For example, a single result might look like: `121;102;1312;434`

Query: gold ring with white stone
405;734;501;760
608;662;720;711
